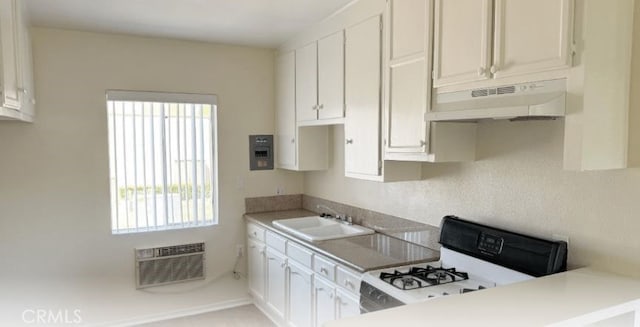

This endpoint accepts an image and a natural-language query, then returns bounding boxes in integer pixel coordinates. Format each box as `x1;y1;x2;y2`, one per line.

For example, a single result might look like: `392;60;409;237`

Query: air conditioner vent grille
135;242;205;288
471;89;488;97
497;86;516;95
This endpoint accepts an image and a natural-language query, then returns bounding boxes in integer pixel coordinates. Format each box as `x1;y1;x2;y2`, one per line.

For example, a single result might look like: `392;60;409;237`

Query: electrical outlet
236;244;244;258
552;234;569;246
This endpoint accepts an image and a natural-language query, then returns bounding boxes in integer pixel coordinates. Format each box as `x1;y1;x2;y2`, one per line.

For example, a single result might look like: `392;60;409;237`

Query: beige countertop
244;210;440;272
326;268;640;327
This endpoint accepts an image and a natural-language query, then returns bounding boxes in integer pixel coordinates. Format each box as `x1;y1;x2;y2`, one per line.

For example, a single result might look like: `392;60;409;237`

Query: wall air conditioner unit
135;242;205;289
427;79;567;121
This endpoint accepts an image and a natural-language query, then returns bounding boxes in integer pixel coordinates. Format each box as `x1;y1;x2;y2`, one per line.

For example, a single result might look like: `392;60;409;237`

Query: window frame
106;90;219;234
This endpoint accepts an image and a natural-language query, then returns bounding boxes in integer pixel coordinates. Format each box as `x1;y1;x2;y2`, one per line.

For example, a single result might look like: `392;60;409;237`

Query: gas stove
360;216;568;312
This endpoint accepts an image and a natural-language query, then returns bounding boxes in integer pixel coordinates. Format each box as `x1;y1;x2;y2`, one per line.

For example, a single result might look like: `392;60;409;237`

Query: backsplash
244;194;441;250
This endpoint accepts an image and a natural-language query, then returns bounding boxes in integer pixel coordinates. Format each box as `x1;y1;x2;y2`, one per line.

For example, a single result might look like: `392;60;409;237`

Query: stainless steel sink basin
272;216;374;241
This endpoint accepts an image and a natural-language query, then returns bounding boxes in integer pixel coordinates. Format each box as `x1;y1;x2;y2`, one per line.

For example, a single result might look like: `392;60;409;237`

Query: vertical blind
106;91;217;234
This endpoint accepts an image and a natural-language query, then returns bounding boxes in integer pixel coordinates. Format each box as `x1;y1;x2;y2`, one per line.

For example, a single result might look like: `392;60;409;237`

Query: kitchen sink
272;216;374;241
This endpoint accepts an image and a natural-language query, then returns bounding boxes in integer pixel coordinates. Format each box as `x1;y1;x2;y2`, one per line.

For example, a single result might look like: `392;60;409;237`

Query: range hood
427;79;567;121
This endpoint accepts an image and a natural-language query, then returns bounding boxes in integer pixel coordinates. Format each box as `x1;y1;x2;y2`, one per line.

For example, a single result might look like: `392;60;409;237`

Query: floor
139;305;275;327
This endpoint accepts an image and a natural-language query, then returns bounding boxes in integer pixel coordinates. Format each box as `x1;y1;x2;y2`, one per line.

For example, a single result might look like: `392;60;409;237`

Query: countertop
244;210;440;272
325;268;640;327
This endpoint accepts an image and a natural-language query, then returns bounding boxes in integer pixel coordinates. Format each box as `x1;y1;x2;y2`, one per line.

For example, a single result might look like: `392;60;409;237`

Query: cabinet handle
252;231;257;236
291;271;300;276
490;65;498;74
291;138;295;144
259;250;265;255
281;262;287;268
344;280;354;289
17;87;28;95
320;267;329;275
477;67;486;76
312;105;318;110
345;139;353;145
318;104;324;109
420;140;426;147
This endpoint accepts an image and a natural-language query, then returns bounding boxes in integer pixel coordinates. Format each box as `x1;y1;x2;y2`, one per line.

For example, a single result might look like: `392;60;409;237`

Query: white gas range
360;216;568;312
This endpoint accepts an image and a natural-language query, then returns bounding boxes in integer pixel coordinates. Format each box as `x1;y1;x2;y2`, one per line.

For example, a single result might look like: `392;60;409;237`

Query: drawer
247;223;265;242
286;241;313;268
313;255;336;281
265;230;287;253
336;266;361;295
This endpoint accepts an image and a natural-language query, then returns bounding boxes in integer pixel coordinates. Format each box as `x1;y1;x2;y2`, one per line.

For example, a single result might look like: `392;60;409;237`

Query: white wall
0;28;303;282
305;122;640;277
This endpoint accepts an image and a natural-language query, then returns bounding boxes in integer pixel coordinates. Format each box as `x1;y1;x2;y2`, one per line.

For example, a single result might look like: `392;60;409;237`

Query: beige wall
305;121;640;277
0;28;303;280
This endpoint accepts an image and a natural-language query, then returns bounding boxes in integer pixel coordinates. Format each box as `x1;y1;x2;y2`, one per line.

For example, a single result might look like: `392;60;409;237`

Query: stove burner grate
379;265;469;290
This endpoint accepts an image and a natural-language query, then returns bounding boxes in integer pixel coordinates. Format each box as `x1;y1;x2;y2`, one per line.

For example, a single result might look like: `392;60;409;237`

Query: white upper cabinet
344;15;382;178
296;30;345;125
318;31;345;120
384;0;477;163
295;42;318;123
277;51;329;172
433;0;493;88
385;0;431;156
492;0;573;79
276;52;297;169
0;0;21;110
433;0;573;90
0;0;35;122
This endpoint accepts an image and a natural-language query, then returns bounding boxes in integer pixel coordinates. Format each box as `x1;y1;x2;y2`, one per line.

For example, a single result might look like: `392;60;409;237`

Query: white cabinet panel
336;288;360;320
389;0;428;60
296;42;318;122
265;248;287;319
387;59;427;151
344;15;382;177
493;0;573;79
314;276;336;327
317;31;345;120
247;238;265;301
287;261;313;327
276;51;297;169
0;0;21;110
433;0;493;87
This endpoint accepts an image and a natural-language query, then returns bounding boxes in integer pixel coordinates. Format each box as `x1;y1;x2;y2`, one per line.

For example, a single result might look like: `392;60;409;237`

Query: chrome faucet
316;204;353;225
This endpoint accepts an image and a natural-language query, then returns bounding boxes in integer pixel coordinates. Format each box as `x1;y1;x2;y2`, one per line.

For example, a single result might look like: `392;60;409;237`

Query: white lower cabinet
313;276;337;327
335;288;360;320
248;238;266;301
287;260;314;327
249;223;363;327
266;247;288;320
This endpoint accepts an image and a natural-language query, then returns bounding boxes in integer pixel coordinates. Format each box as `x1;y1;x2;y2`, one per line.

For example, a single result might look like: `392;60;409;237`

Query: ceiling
26;0;355;47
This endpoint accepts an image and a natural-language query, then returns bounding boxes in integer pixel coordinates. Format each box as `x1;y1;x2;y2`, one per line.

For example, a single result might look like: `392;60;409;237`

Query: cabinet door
433;0;493;87
16;0;34;117
265;248;287;319
248;239;266;301
336;288;360;320
287;261;313;327
344;15;382;177
385;0;431;154
492;0;573;79
0;0;21;110
317;31;345;120
313;276;336;327
276;51;297;169
296;42;318;122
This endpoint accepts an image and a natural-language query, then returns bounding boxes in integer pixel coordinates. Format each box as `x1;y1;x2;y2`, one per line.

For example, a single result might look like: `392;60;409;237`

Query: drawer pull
320;267;329;275
344;280;354;289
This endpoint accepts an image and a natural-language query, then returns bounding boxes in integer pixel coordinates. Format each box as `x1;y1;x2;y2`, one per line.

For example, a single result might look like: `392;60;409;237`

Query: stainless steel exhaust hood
427;79;567;121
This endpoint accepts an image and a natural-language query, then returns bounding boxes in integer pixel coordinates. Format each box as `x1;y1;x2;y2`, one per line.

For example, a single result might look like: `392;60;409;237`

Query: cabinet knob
477;67;486;76
318;104;324;109
345;139;353;145
490;65;498;74
291;138;295;144
312;105;318;110
420;140;426;147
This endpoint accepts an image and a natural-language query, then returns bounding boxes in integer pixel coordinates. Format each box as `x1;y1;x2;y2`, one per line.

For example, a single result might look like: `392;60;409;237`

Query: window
106;91;218;234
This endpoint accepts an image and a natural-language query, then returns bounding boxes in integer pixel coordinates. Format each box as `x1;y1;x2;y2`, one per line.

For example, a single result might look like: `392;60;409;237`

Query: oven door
359;281;404;313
